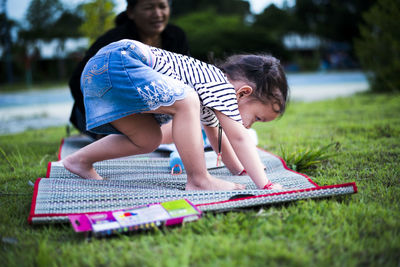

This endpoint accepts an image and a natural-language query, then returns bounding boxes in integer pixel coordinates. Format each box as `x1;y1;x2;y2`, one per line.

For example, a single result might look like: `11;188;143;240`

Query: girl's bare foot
62;155;103;180
263;182;283;190
185;175;245;191
270;183;283;190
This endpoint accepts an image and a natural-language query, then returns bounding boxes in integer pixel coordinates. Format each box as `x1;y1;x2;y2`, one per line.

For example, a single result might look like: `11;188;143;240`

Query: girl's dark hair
218;54;289;115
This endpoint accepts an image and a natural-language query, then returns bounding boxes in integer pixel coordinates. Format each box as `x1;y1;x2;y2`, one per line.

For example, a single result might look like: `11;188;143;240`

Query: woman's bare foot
62;155;103;180
185;174;245;191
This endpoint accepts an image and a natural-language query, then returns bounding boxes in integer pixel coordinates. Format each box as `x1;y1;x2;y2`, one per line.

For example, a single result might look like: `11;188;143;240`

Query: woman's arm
214;111;269;189
203;125;244;174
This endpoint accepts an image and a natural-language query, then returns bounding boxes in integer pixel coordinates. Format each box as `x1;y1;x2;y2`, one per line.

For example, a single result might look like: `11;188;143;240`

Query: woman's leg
63;114;161;179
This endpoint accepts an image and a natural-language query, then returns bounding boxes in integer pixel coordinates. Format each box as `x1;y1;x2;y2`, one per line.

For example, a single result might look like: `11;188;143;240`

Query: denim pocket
81;52;112;97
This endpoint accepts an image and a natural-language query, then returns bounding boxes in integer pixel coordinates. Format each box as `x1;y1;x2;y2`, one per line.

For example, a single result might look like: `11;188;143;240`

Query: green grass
1;93;399;266
0;81;68;93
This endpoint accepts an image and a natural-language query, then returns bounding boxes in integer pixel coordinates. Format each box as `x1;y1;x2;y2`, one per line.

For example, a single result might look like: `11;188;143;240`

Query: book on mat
68;199;201;236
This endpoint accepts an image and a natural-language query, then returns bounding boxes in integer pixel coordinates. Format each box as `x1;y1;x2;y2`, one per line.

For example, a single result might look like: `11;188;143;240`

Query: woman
68;0;189;140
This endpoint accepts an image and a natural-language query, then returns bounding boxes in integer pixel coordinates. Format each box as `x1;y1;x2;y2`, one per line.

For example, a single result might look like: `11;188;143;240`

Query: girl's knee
115;114;162;154
176;92;200;114
138;127;162;153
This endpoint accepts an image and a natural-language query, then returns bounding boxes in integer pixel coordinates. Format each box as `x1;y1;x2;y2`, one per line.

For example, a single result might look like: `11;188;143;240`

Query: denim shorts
81;39;190;134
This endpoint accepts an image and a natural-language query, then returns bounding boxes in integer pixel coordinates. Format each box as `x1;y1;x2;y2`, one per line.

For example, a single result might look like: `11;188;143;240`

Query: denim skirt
81;39;190;134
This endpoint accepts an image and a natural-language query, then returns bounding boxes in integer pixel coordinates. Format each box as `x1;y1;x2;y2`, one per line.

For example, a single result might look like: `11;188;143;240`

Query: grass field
0;92;399;266
0;81;68;93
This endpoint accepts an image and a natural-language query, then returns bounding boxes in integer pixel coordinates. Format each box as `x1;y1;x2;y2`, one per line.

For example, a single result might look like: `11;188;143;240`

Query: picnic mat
28;136;357;224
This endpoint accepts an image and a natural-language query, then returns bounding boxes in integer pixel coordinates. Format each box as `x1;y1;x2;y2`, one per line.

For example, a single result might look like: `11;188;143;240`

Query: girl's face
235;85;279;129
128;0;170;37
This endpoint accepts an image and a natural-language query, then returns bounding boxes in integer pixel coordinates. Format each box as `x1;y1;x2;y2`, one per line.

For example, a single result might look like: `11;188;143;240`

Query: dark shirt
69;12;189;136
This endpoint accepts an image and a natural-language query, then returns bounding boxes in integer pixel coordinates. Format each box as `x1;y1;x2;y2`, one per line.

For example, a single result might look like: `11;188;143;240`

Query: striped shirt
148;47;242;127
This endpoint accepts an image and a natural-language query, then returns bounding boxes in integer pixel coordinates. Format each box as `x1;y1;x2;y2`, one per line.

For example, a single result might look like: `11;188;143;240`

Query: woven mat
28;136;357;224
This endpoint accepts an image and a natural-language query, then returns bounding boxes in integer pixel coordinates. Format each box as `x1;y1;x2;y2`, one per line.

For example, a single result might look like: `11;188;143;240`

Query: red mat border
57;138;64;161
29;138;357;224
28;178;356;224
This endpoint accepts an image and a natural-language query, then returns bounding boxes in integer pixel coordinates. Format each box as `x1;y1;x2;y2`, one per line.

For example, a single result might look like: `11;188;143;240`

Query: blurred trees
172;0;375;70
22;0;63;40
79;0;115;45
172;1;289;62
0;0;390;85
0;0;116;85
355;0;400;92
173;9;286;62
52;8;84;39
171;0;250;18
20;0;83;43
293;0;375;42
253;4;295;40
292;0;375;68
17;0;84;84
0;0;15;83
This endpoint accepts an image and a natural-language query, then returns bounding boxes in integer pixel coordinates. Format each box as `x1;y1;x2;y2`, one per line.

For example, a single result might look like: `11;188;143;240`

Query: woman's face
128;0;170;37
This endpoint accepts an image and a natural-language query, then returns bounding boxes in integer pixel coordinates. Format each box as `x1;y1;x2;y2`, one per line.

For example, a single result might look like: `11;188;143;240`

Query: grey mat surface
28;136;357;224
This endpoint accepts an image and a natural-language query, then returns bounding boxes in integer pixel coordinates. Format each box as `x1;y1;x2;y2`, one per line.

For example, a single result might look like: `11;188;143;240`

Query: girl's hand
263;181;283;190
203;125;244;174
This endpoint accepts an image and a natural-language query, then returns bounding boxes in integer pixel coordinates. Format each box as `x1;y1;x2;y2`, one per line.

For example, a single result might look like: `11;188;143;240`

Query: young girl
63;39;289;191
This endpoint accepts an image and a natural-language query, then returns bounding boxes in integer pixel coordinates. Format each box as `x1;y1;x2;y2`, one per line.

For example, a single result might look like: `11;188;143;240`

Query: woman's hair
218;54;289;115
126;0;139;7
117;1;172;26
126;0;172;8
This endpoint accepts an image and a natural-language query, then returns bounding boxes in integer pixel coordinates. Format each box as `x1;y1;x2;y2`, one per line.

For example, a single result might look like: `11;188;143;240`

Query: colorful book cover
69;199;201;236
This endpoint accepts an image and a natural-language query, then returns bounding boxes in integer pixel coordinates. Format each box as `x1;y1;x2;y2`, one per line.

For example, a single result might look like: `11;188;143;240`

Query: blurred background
1;0;378;83
0;0;398;134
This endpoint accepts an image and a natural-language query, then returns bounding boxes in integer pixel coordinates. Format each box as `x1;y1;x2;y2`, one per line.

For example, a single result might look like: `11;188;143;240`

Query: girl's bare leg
171;93;245;190
64;93;244;190
160;121;173;144
63;114;161;179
